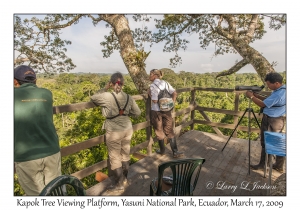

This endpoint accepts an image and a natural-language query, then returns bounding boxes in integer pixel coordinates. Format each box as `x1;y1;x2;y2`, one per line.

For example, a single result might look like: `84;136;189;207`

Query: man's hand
245;90;254;99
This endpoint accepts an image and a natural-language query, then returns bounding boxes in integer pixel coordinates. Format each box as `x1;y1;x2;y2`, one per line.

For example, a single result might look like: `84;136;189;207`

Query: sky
2;0;300;209
16;14;286;74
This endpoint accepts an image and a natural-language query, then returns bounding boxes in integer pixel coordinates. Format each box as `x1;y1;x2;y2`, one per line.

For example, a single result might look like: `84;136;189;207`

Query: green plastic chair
39;175;86;196
150;158;205;196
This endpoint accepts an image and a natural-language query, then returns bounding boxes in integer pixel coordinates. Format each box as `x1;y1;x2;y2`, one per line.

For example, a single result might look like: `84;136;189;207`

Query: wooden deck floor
86;130;284;196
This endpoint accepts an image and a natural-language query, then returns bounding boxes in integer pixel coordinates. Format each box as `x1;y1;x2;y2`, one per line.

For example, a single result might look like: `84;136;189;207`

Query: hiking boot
169;137;184;158
156;140;165;155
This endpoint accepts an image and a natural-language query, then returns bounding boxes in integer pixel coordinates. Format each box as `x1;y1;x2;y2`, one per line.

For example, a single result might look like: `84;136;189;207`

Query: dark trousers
150;110;175;140
261;114;285;168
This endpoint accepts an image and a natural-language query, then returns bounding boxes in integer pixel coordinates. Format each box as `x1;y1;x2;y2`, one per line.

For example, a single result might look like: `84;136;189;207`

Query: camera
235;85;264;92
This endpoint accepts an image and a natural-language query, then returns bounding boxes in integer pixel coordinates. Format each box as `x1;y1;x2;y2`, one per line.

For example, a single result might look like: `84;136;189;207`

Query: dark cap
14;65;36;82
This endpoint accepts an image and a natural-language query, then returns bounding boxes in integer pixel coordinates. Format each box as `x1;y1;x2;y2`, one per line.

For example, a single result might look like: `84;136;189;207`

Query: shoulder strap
111;92;121;110
106;92;129;119
153;83;161;90
165;81;171;93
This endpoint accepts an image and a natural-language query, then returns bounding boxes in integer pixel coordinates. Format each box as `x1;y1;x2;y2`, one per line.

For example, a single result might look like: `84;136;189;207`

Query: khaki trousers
105;129;133;170
15;152;61;196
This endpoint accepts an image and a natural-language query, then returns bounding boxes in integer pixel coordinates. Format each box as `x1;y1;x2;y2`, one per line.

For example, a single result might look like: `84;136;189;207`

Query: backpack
153;81;174;111
106;92;129;119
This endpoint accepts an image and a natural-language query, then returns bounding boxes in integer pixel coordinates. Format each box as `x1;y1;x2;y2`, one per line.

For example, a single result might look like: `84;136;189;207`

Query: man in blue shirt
245;72;286;172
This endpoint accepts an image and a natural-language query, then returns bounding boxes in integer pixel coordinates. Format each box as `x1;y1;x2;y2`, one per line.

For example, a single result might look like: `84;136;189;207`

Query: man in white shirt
148;69;183;158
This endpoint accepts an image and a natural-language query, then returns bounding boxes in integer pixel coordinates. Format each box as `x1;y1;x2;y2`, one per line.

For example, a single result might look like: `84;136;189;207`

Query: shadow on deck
86;130;284;196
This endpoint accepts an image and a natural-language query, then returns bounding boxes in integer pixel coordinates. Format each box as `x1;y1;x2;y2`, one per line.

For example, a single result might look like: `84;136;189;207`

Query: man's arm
90;82;111;106
253;92;267;101
172;91;177;103
245;91;265;108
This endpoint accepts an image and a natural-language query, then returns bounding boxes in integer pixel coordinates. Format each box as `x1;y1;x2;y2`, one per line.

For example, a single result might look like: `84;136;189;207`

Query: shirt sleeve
150;84;159;100
90;90;107;107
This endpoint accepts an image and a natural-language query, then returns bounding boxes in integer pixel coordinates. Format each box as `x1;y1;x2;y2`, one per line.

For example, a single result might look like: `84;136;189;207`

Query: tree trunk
101;15;150;94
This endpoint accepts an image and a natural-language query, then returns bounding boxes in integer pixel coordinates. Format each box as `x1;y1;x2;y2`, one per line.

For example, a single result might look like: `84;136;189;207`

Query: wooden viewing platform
38;87;286;196
86;130;284;196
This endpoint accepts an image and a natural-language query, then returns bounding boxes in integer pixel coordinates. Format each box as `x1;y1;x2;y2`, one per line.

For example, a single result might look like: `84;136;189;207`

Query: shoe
156;140;165;155
122;161;130;186
251;148;265;170
106;167;124;192
272;165;284;173
169;137;184;158
250;163;264;170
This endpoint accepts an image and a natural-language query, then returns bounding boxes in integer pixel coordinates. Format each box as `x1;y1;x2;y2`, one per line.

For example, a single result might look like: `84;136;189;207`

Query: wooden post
190;88;195;130
145;96;153;156
233;92;240;138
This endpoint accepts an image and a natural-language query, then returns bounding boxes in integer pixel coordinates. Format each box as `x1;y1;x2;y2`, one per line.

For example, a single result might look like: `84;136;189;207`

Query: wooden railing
54;87;271;180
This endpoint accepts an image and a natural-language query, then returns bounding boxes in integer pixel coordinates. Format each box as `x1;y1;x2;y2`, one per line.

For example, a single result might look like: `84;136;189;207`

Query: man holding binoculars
244;72;286;173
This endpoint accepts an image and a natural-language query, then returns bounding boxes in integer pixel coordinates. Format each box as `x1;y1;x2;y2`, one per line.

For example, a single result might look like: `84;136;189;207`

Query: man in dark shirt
14;65;61;195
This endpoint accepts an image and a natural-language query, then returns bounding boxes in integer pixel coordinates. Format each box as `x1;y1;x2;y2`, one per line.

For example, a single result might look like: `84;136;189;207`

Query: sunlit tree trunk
102;15;150;94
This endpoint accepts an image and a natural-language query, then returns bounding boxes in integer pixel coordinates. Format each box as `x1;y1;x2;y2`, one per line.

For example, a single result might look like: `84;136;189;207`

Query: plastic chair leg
264;153;268;178
267;160;273;195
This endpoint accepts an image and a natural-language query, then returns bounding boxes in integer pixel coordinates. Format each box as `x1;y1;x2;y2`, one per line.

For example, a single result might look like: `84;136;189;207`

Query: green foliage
14;15;76;73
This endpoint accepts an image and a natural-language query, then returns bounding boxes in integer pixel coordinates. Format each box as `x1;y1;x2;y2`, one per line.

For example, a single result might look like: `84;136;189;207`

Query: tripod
221;99;261;174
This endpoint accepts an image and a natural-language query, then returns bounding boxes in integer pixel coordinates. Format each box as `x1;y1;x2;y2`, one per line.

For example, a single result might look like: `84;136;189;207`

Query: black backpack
153;81;174;111
106;92;129;119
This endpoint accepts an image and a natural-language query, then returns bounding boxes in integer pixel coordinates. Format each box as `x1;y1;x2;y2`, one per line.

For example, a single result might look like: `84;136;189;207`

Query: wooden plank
130;141;149;154
190;89;196;130
132;121;150;131
172;104;195;118
61;135;105;157
193;120;260;132
145;96;153;155
71;159;107;180
196;106;262;119
176;87;195;93
199;110;224;136
194;87;234;92
233;92;240;138
132;152;147;160
174;120;193;137
53;101;96;114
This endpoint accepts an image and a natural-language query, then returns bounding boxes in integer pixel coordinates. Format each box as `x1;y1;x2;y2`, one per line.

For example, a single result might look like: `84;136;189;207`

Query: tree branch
245;14;259;42
262;14;286;24
154;16;195;43
216;58;249;78
223;15;236;34
43;15;85;30
87;14;101;21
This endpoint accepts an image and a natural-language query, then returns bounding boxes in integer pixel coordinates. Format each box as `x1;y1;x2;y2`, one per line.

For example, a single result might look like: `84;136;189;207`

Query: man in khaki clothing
91;72;141;192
